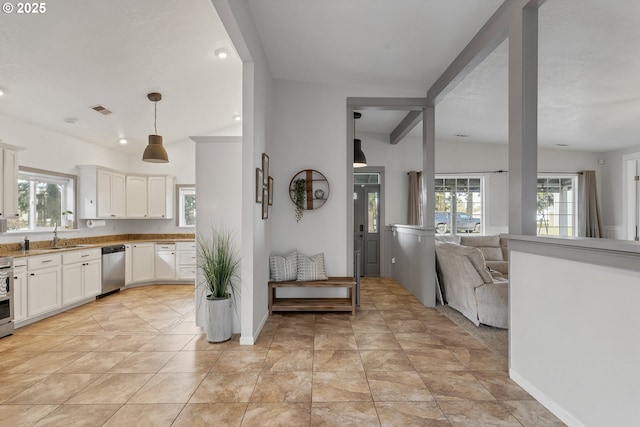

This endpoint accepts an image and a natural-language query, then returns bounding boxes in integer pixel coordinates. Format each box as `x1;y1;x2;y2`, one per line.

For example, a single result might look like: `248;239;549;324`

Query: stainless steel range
0;256;14;339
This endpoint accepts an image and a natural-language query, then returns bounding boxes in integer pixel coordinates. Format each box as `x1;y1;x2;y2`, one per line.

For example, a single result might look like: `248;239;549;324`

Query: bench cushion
269;249;298;281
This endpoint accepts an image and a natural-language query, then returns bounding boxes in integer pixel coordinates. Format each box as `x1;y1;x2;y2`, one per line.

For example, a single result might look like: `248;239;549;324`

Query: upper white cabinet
78;165;173;219
79;166;126;219
1;148;19;218
126;175;148;218
97;169;126;218
148;176;172;218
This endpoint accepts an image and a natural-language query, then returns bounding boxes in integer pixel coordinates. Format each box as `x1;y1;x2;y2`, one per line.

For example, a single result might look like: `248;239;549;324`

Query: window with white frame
434;176;484;234
8;167;76;232
537;175;577;236
177;185;196;227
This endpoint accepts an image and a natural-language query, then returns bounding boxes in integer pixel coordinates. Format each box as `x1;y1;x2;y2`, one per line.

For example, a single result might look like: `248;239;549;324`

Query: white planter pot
205;295;232;343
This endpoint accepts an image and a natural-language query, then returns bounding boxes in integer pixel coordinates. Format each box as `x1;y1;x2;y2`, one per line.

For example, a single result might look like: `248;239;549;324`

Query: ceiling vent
91;105;113;115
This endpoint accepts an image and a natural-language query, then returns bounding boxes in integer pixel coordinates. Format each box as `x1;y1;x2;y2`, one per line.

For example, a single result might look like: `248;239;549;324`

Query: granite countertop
2;234;195;258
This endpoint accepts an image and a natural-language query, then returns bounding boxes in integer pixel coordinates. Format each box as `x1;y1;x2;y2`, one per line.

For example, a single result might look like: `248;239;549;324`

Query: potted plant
293;178;306;222
197;227;240;342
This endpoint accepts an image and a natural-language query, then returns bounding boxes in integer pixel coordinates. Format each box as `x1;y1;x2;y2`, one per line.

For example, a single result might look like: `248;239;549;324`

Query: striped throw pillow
269;250;298;281
297;252;328;281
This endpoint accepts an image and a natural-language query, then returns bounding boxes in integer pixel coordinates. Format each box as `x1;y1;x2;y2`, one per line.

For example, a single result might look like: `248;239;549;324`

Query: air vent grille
91;105;113;115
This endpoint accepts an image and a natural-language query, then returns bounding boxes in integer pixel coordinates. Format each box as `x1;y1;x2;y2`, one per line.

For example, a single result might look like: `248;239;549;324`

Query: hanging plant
293;178;306;222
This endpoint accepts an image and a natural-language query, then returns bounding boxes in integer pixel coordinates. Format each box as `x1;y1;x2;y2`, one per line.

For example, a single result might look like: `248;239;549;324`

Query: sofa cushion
269;250;298;281
460;235;500;248
463;246;494;284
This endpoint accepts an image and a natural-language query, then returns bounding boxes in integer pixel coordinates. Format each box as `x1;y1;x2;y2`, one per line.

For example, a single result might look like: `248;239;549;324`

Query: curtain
578;170;603;238
408;171;423;225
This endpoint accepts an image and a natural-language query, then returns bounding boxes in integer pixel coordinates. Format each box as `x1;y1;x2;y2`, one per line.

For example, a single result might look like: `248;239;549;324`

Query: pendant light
353;111;367;168
142;92;169;163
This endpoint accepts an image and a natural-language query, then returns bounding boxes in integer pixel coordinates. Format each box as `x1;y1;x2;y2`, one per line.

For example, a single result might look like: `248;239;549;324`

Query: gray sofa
435;240;509;329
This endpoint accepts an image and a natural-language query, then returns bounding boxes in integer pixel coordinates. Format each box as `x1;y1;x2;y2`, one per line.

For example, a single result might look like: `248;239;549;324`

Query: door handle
359;224;364;232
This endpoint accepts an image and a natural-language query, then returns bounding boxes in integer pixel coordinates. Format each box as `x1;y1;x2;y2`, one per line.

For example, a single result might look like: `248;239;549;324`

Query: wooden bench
268;276;357;315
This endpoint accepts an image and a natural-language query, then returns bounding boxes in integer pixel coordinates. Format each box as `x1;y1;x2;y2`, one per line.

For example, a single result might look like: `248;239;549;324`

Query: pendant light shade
354;138;367;168
142;92;169;163
353;112;367;168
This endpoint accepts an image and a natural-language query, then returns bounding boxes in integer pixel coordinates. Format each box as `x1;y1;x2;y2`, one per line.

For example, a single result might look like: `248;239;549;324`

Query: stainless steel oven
0;256;14;339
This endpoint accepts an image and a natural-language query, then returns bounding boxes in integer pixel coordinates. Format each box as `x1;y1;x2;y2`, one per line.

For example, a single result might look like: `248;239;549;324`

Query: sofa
435;239;509;329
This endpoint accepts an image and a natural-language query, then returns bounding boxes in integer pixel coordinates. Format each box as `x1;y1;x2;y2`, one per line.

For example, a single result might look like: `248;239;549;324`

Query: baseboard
239;310;269;346
509;369;585;427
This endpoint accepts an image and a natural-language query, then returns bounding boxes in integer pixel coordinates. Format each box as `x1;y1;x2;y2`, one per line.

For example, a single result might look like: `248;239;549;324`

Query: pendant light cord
154;101;158;135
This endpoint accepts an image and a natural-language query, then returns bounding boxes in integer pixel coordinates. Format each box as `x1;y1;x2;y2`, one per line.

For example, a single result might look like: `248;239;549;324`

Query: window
537;175;577;236
8;167;76;232
176;185;196;227
434;176;483;234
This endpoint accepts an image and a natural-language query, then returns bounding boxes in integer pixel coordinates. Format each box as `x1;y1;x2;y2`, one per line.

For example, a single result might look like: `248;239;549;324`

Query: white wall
194;138;242;333
213;0;274;344
510;248;640;427
269;79;416;276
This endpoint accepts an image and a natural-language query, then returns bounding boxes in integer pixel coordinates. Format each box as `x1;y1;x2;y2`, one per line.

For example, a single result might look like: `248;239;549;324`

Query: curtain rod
408;170;584;175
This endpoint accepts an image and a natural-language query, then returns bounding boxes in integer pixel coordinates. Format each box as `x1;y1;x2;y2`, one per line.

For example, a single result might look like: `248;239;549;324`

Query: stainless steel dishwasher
101;244;125;297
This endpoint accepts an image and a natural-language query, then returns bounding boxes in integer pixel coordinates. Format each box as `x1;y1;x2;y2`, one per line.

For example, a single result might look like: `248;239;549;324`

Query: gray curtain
578;170;603;238
408;171;423;225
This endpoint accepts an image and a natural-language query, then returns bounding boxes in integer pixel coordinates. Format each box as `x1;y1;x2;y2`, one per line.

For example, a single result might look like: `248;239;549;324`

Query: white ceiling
1;0;639;156
0;0;242;155
248;0;640;152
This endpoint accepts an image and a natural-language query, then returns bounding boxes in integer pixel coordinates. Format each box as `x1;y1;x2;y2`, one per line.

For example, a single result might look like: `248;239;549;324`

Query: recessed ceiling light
233;115;242;122
456;134;469;138
0;88;5;97
64;117;78;124
118;138;128;145
215;48;228;59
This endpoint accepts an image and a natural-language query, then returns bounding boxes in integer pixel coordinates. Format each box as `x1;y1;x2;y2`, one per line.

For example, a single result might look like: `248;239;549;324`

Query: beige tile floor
0;279;565;426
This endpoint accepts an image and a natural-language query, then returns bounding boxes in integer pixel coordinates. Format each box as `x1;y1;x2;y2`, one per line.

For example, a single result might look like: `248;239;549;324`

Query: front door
353;183;380;276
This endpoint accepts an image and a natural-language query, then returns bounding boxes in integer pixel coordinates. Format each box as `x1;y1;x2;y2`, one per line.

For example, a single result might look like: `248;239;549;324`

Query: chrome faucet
52;222;61;248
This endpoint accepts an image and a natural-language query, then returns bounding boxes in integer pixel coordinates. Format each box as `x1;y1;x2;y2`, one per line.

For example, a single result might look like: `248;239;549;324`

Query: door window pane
368;191;379;233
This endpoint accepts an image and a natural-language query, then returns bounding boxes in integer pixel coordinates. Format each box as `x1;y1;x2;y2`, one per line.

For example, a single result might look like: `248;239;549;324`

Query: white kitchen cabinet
78;166;125;219
100;170;126;218
83;259;101;297
147;176;173;218
155;243;176;280
62;262;84;305
2;148;19;218
27;254;62;317
126;175;148;218
176;241;196;280
130;243;155;283
62;249;102;302
13;260;27;322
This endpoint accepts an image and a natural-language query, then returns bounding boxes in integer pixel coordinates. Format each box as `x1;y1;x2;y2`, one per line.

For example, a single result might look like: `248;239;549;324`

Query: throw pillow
297;252;328;281
269;250;298;281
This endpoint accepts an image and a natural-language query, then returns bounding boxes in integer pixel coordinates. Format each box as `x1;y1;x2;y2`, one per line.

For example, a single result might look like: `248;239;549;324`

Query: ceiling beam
388;0;547;145
389;111;422;145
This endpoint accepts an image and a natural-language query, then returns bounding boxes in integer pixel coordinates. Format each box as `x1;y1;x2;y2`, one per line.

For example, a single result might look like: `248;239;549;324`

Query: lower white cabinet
62;249;102;304
130;243;155;283
155;244;176;280
27;254;62;318
13;260;27;323
176;241;197;280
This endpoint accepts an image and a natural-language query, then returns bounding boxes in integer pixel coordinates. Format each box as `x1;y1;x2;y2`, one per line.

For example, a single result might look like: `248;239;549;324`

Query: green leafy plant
293;178;306;222
197;228;240;300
